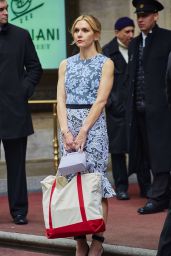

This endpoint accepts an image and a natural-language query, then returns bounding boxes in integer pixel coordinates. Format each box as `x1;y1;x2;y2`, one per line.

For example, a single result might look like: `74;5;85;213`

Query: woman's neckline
78;53;100;61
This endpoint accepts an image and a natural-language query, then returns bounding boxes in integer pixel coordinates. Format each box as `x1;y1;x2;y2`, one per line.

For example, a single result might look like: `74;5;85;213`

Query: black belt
66;104;92;109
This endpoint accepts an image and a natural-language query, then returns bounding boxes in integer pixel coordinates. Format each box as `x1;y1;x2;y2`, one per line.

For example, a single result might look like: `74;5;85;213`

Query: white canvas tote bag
41;173;105;239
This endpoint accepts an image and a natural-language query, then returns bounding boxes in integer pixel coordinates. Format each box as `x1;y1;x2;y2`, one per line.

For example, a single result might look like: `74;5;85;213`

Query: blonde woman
57;15;115;256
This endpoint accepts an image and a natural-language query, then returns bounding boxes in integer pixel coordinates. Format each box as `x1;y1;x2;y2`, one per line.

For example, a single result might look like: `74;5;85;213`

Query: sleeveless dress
59;53;115;198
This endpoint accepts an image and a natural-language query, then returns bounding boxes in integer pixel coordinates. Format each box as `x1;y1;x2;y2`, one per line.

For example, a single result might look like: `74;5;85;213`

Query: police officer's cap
132;0;164;14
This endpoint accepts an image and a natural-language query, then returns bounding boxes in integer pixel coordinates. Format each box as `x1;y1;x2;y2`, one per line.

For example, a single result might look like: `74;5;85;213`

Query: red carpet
0;184;167;250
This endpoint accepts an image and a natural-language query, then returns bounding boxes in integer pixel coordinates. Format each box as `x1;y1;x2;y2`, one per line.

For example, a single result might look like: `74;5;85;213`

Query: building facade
78;0;171;47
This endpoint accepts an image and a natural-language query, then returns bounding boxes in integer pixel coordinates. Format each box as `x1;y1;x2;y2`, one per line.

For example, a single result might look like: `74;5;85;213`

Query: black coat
0;23;42;139
166;52;171;107
127;25;171;174
103;38;128;153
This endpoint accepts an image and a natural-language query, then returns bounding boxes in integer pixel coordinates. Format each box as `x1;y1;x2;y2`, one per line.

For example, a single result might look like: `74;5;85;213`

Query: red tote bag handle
49;179;56;229
76;173;87;222
48;173;86;229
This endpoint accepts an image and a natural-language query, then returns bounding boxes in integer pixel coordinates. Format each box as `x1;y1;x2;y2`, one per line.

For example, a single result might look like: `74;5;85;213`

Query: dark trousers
1;137;28;218
136;112;170;202
157;207;171;256
136;164;152;196
111;152;152;194
111;153;128;192
150;173;171;203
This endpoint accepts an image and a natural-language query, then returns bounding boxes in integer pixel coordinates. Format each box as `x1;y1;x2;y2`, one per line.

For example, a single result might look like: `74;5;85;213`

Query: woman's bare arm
74;58;114;151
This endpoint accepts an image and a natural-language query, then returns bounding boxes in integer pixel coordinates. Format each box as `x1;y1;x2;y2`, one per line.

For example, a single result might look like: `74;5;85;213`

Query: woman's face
73;20;97;49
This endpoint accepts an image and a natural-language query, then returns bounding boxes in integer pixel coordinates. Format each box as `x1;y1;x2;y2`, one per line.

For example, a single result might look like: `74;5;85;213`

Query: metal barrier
28;100;59;170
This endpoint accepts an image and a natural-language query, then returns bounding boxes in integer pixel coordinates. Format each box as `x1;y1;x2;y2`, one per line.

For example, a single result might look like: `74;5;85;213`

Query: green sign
8;0;67;69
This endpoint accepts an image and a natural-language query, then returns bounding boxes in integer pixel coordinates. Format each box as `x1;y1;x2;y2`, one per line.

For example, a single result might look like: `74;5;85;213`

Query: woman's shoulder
97;53;113;65
59;54;78;66
59;59;67;69
97;53;110;63
101;56;114;73
98;53;108;59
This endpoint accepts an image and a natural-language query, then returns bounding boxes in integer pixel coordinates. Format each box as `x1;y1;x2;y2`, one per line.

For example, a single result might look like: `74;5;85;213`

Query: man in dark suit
103;17;135;200
127;0;171;214
0;0;42;224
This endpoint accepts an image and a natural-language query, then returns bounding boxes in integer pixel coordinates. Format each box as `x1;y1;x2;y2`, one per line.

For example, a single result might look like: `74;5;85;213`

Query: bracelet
61;130;70;136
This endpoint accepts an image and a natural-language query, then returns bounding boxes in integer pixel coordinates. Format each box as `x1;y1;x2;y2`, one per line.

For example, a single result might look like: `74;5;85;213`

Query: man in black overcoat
103;17;151;200
127;0;171;214
0;0;42;224
156;52;171;256
103;17;135;200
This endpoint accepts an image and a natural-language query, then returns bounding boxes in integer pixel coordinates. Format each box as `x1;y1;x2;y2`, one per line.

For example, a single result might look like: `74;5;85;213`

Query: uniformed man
127;0;171;214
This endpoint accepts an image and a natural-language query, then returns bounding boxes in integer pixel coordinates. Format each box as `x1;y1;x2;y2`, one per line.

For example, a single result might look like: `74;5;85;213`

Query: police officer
156;52;171;256
127;0;171;214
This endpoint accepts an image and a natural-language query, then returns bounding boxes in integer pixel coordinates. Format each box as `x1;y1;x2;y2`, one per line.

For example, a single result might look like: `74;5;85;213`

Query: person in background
57;14;115;256
156;51;171;256
127;0;171;214
103;17;134;200
103;17;151;200
0;0;42;224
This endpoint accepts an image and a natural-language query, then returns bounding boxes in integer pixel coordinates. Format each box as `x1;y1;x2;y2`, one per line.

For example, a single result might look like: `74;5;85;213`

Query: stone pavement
0;246;67;256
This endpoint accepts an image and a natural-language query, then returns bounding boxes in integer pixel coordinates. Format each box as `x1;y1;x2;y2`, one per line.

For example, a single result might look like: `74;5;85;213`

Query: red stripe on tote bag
77;173;87;222
49;179;56;229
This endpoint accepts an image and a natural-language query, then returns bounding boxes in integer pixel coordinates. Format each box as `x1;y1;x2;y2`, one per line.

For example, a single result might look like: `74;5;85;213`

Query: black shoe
116;191;130;200
13;215;28;225
137;201;168;214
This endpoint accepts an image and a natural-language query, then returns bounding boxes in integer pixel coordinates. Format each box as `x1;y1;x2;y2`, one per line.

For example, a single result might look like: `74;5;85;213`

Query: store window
9;0;67;69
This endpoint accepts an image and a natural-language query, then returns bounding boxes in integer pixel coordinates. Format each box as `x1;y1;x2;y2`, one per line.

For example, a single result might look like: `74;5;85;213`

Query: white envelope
58;151;87;176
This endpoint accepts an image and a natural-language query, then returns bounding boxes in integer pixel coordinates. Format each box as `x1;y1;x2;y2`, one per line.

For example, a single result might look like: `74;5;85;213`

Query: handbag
58;151;87;176
41;172;105;239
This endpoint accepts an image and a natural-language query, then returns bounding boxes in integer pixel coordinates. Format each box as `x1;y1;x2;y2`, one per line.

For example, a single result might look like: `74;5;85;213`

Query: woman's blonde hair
71;15;102;53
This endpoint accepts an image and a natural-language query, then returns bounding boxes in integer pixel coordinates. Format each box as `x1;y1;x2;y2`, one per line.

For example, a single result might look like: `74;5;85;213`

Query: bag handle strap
48;173;87;229
77;173;87;222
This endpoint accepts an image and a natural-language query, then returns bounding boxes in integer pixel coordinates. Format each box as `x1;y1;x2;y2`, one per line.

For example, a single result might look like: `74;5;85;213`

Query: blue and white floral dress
59;53;115;198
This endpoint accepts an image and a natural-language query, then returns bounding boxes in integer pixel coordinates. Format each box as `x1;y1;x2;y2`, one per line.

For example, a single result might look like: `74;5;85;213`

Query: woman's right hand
63;131;75;151
74;127;88;152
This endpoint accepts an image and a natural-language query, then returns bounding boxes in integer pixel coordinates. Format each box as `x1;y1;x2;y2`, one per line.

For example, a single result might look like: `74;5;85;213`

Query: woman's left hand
74;127;88;151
